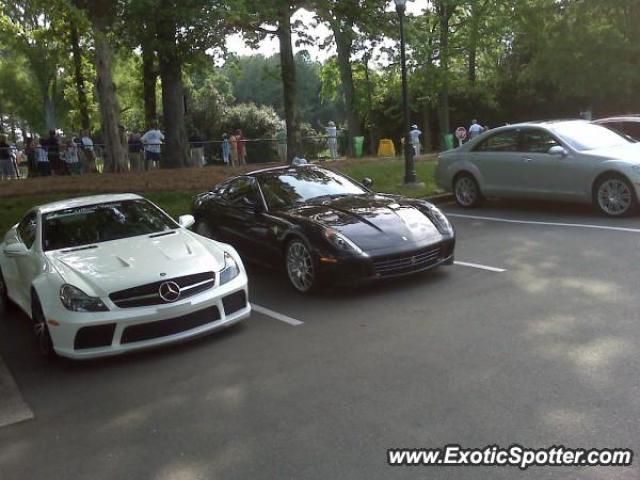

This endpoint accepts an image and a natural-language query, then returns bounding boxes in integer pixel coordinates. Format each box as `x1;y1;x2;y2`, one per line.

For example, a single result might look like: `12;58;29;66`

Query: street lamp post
395;0;418;185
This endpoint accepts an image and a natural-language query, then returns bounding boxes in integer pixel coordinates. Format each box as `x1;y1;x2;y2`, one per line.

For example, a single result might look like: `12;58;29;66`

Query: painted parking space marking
0;355;33;428
446;213;640;234
454;261;506;273
252;303;304;326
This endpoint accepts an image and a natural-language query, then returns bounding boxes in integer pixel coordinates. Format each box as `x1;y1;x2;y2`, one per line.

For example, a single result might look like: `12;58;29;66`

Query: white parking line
251;303;304;326
447;213;640;234
0;356;34;428
454;261;506;273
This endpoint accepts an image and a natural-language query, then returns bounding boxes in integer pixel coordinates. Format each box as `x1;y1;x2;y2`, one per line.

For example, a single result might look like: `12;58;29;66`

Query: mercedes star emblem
159;281;181;303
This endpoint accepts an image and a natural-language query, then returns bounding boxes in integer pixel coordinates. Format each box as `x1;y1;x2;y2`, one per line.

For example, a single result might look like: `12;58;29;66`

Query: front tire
594;174;638;217
453;173;483;208
31;293;54;357
285;239;318;293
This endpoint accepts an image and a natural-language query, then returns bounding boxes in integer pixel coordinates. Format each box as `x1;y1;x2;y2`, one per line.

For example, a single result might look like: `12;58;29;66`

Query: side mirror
362;177;374;188
548;145;568;157
3;243;29;257
178;215;195;229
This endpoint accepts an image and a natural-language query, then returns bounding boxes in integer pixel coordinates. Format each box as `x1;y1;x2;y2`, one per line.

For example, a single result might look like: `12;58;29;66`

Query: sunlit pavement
1;199;639;480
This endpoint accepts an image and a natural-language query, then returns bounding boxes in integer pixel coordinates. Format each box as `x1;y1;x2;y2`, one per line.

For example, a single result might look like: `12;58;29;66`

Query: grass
0;156;441;237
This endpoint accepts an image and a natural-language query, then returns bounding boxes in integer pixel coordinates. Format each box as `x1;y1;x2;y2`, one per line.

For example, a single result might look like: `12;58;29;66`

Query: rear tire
31;292;54;358
453;173;483;208
594;174;638;217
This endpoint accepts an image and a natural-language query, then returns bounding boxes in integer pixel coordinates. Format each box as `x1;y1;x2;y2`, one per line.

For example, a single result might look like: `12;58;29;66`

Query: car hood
46;229;227;297
585;143;640;164
285;194;443;253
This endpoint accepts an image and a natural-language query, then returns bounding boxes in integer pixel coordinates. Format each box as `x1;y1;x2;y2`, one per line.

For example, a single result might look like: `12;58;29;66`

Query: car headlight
428;206;454;235
323;228;366;256
219;252;240;285
60;284;109;312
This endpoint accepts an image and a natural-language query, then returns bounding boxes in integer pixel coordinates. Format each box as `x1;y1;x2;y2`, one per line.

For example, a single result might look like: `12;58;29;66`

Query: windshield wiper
307;193;352;203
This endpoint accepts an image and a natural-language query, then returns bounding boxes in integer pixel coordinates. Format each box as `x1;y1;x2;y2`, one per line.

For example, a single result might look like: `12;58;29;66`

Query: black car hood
284;194;442;253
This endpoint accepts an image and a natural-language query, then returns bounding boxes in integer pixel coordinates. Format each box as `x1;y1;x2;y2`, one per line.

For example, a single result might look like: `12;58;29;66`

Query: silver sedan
436;120;640;216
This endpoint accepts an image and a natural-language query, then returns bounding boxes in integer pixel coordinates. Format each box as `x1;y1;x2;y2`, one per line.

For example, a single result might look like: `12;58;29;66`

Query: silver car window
17;212;38;249
521;129;561;153
474;130;521;152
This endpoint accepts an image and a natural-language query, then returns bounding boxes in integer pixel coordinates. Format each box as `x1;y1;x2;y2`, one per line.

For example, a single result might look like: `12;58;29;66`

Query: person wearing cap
409;124;422;156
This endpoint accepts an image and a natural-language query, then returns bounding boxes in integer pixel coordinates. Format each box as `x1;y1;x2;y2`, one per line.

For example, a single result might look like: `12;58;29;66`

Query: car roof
37;193;144;214
593;116;640;123
246;164;323;178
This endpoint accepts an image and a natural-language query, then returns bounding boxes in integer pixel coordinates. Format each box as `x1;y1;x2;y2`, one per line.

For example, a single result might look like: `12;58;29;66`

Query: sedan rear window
43;200;178;251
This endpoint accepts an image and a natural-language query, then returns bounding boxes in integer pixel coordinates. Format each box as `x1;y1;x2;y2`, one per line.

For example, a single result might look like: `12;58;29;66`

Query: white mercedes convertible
0;194;250;359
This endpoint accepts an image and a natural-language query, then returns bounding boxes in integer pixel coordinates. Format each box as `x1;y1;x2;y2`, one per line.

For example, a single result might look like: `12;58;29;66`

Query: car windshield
42;199;178;251
552;123;631;151
258;168;366;209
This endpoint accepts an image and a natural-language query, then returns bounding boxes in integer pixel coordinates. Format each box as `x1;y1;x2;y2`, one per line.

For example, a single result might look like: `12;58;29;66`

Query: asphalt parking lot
1;199;639;480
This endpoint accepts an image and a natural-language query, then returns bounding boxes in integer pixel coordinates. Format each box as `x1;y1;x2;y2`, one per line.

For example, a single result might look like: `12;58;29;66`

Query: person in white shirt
79;129;97;173
468;119;485;139
319;120;339;160
141;123;165;170
409;124;422;156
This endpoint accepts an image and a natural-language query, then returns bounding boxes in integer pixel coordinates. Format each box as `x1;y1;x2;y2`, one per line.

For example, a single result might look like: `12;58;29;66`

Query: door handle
522;157;533;163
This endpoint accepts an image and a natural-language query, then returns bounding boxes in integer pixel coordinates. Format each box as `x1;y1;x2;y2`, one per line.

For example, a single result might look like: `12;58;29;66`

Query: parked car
0;194;250;359
593;116;640;142
436;120;640;217
192;165;455;293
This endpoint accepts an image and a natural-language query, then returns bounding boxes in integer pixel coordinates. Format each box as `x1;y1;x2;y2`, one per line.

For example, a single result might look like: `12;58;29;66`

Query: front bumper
46;274;250;360
318;238;455;285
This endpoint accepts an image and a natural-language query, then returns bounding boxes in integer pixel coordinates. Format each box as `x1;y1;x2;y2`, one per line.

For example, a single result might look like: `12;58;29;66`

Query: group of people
18;129;97;179
220;129;247;167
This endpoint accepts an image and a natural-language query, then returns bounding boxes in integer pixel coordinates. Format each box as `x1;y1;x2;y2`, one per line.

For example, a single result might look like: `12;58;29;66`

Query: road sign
455;127;467;140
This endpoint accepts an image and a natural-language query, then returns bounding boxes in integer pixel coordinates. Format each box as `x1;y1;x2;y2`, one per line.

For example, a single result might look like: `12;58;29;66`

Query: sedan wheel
596;176;637;217
32;295;54;357
285;240;316;293
454;174;483;208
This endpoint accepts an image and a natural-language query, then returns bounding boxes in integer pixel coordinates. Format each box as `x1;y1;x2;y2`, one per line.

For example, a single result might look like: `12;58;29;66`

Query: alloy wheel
32;297;53;356
286;241;315;292
597;178;633;216
455;176;478;207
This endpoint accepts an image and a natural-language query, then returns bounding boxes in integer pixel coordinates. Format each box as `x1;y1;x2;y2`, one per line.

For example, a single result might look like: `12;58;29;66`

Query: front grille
372;246;443;277
110;272;215;308
120;306;221;344
74;323;116;350
222;290;247;315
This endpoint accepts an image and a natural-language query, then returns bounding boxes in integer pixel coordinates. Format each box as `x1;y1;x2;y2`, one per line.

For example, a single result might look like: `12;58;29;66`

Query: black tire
31;292;54;357
284;238;319;293
0;268;9;309
594;174;638;217
453;173;484;208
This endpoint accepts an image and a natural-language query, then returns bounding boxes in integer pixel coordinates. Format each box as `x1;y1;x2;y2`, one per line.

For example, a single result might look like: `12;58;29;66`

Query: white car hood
46;229;226;297
585;143;640;164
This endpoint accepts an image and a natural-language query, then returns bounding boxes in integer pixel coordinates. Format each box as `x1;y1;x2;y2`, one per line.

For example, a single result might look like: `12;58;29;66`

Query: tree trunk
437;2;451;140
277;7;300;161
334;25;361;157
422;106;432;152
142;37;158;129
44;94;57;131
158;46;189;168
70;22;91;130
93;28;127;172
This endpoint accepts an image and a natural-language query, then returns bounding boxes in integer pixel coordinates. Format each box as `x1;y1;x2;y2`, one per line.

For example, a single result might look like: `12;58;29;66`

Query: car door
9;212;42;311
520;128;587;199
469;128;528;196
215;177;277;261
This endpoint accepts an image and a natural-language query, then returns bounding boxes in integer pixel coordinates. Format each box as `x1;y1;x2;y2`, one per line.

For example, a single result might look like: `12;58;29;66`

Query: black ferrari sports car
192;165;455;292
